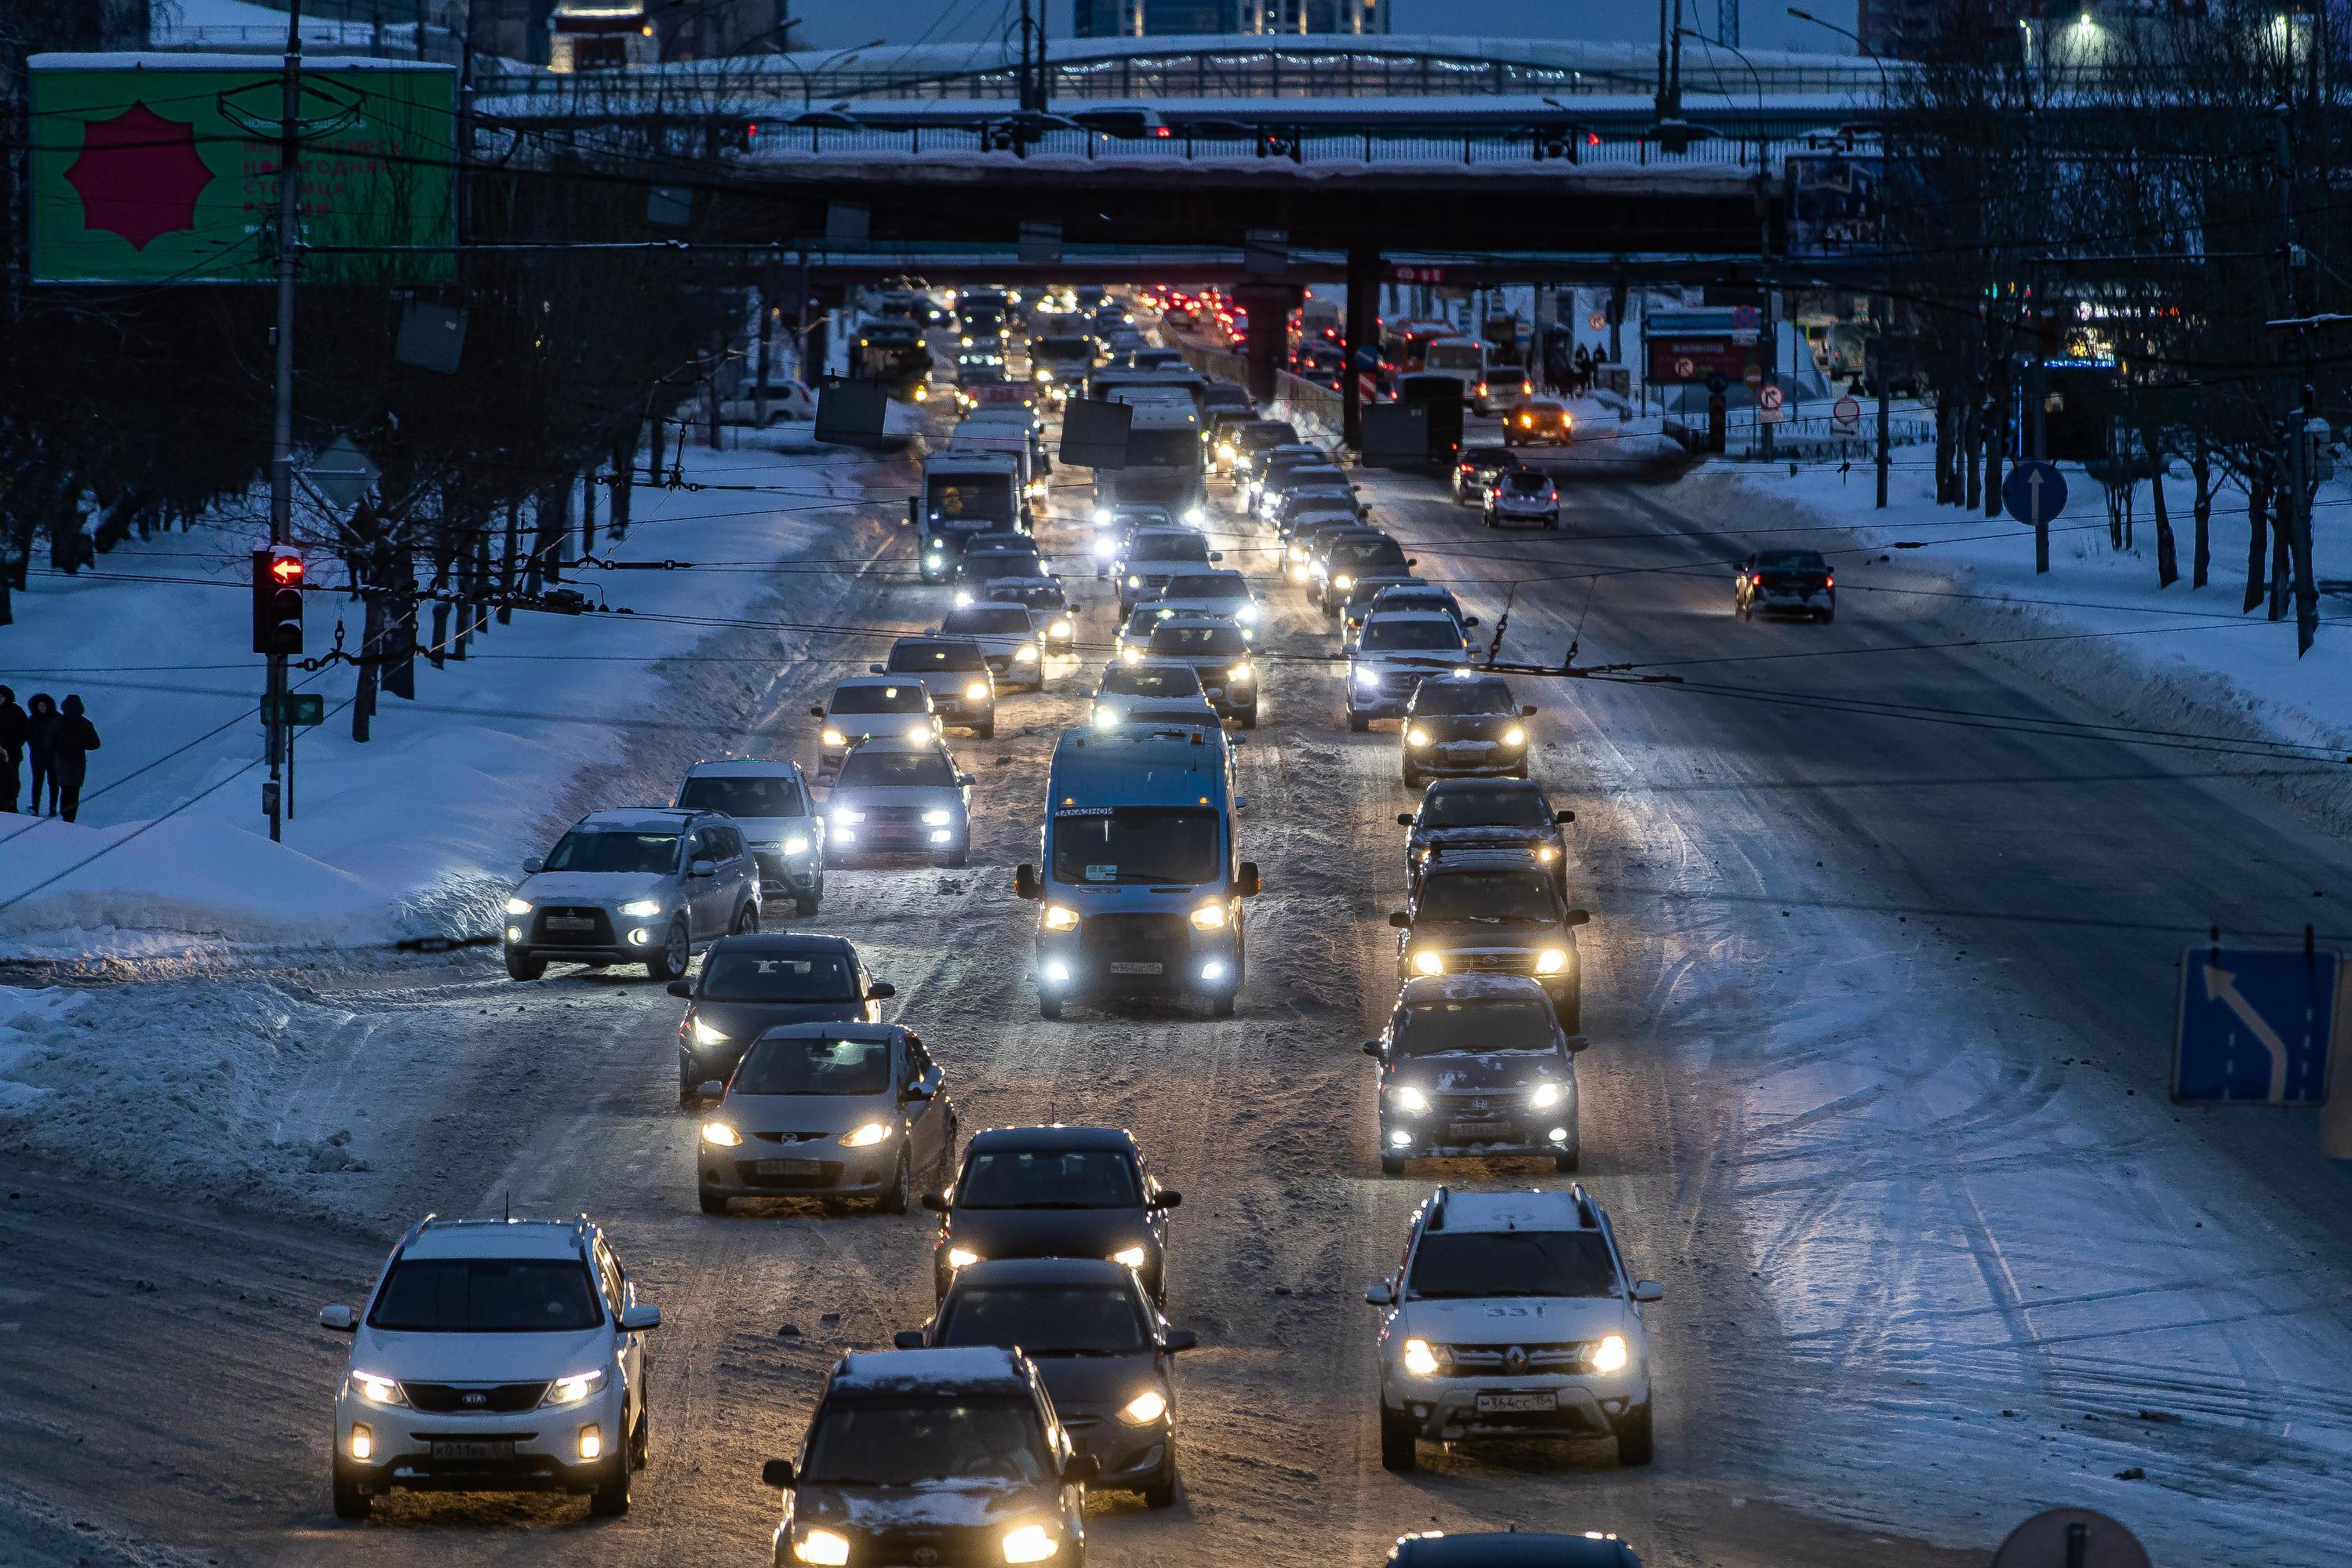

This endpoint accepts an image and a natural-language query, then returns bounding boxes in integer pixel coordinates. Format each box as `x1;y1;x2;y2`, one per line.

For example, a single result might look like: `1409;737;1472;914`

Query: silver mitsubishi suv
504;808;760;982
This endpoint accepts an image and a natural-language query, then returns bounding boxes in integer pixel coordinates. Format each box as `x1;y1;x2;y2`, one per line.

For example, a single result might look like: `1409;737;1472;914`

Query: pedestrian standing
24;693;59;817
50;695;100;824
1573;344;1594;397
0;686;24;813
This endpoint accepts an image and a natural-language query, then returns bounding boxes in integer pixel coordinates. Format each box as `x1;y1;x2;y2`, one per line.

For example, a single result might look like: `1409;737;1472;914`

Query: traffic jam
319;284;1662;1567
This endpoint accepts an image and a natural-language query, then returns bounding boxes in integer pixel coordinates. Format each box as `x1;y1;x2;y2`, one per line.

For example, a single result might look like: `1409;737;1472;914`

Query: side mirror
1209;551;1224;562
958;773;978;787
521;857;545;875
1464;616;1480;628
1387;911;1411;929
1014;864;1041;900
809;705;827;719
1521;704;1539;717
763;1458;798;1490
1236;861;1262;898
868;664;887;675
894;1329;927;1349
1632;1280;1665;1303
1364;1281;1396;1307
319;1304;358;1332
1062;1453;1102;1486
904;1081;934;1101
866;981;897;1000
667;980;692;999
689;858;716;879
1565;908;1591;927
1361;1039;1383;1057
1161;1330;1199;1353
1565;1033;1590;1053
1555;809;1575;824
1406;557;1418;566
1396;812;1414;827
920;1191;951;1212
1153;1189;1183;1209
620;1304;662;1333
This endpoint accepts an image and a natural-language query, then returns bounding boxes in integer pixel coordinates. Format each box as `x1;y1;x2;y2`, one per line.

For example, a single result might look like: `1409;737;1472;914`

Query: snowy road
5;418;2352;1568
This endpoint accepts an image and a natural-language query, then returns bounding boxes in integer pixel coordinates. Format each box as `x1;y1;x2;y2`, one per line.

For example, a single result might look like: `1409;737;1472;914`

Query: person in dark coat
0;686;24;813
1573;344;1595;396
50;695;100;824
24;693;59;817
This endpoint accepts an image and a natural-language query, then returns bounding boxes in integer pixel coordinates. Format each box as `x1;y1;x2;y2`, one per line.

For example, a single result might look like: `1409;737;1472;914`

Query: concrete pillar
1232;282;1302;407
1342;242;1380;449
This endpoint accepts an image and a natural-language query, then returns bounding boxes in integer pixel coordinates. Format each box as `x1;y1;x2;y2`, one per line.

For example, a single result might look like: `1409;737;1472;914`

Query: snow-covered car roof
1429;1188;1599;1235
967;1123;1137;1153
828;1347;1031;1396
576;807;697;831
402;1218;589;1261
684;757;806;777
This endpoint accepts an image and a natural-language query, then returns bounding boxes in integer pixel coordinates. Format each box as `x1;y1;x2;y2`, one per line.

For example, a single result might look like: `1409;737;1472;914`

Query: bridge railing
734;124;1778;171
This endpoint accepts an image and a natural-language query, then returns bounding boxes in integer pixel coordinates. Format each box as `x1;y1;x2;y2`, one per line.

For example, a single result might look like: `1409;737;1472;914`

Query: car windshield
945;606;1035;636
677;777;805;817
1418;870;1564;923
700;950;858;1002
369;1259;603;1333
890;642;987;673
1422;786;1554;830
1758;551;1829;571
1130;430;1200;467
1163;574;1245;599
1101;664;1201;699
1504;471;1552;496
543;831;678;875
1123;609;1167;638
1408;1230;1619;1299
1149;625;1247;656
1112;508;1171;526
1036;336;1091;358
1237;423;1296;448
1334;541;1410;572
802;1397;1052;1487
828;685;926;715
1052;806;1221;885
959;1148;1144;1208
1130;533;1208;563
991;581;1060;607
735;1035;891;1095
938;1285;1150;1355
1412;679;1515;717
1360;620;1460;652
927;478;1012;524
836;751;959;789
1396;997;1559;1055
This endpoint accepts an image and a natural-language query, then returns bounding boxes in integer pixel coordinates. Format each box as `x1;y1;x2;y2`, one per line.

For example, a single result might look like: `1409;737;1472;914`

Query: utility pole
265;0;307;844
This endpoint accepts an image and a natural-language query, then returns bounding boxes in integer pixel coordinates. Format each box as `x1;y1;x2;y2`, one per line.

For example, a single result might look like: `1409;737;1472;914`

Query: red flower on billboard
64;103;215;250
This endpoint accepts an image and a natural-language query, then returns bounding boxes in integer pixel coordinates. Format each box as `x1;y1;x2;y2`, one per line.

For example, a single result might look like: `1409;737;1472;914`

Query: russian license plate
1447;1122;1503;1142
544;915;592;933
430;1439;515;1461
755;1159;825;1176
1475;1392;1557;1414
1109;961;1163;976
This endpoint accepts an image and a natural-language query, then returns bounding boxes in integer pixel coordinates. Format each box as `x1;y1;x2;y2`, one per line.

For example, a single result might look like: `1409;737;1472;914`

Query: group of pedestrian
0;686;100;821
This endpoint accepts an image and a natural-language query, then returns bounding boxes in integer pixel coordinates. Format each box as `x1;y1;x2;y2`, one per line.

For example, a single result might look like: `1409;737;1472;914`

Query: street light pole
264;0;307;843
1680;27;1775;460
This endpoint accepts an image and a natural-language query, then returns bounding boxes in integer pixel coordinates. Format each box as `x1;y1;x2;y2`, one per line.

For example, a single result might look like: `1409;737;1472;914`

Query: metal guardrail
723;124;1779;171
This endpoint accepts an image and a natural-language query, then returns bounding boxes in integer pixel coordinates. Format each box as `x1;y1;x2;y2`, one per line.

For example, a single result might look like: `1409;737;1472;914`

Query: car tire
1039;993;1063;1019
646;920;689;983
795;893;821;917
1142;1466;1178;1510
629;1402;650;1469
1554;999;1581;1035
1820;608;1836;623
1509;759;1529;780
1402;763;1422;789
1347;711;1369;733
1378;1404;1419;1472
1236;705;1258;729
331;1462;373;1521
1484;513;1497;529
588;1458;632;1517
1615;1402;1655;1466
733;903;759;935
1379;1151;1407;1177
1555;1145;1581;1173
975;719;997;740
679;1057;701;1108
1211;989;1236;1019
698;1187;727;1216
1546;515;1560;530
879;1151;912;1215
938;846;970;869
504;949;546;982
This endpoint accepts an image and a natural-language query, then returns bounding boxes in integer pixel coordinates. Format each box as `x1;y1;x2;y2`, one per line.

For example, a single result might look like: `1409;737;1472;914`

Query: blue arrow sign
2002;460;2068;526
2172;945;2339;1106
1706;370;1729;395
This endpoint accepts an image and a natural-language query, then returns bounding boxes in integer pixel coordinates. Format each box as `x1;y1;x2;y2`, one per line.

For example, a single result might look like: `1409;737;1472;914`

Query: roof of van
1047;728;1228;809
924;451;1019;475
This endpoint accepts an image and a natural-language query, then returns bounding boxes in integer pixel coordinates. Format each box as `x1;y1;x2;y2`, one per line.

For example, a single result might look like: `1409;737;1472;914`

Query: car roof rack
1426;1184;1450;1231
1571;1183;1601;1229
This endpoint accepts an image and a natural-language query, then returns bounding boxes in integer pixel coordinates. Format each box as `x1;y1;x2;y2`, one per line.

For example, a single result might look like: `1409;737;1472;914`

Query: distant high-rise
1072;0;1384;36
1856;0;2030;61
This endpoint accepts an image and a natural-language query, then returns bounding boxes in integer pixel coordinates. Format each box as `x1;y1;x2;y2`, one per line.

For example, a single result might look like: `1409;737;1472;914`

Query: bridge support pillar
1232;282;1302;410
1342;241;1379;451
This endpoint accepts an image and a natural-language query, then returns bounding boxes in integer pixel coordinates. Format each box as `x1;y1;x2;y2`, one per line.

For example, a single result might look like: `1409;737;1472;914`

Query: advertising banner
30;54;455;285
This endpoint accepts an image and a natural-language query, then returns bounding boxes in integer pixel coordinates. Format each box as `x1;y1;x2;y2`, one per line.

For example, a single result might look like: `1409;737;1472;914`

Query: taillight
1825;576;1835;589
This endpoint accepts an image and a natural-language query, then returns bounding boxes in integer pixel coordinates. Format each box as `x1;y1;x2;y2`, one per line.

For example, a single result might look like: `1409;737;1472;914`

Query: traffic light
252;548;304;656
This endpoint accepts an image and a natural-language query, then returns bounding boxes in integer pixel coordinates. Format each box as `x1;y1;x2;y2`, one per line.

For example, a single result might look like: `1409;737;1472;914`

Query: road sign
2174;944;2339;1106
1759;384;1786;411
2002;459;2069;526
1587;311;1607;331
1673;356;1695;379
1728;304;1760;333
308;435;378;508
1742;364;1764;388
1831;395;1860;435
1706;370;1729;395
1990;1508;2150;1568
263;693;325;727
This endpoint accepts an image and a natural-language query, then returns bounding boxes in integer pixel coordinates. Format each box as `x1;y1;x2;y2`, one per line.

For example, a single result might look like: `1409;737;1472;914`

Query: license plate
1447;1122;1504;1141
544;915;592;933
1109;960;1163;975
1475;1392;1557;1414
755;1159;824;1176
430;1439;515;1461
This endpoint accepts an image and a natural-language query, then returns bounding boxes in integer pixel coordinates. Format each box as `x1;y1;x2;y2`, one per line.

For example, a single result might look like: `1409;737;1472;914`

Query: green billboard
29;55;455;285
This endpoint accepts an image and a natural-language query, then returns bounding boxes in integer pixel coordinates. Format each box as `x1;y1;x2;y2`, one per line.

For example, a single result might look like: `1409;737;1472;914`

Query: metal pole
266;0;305;844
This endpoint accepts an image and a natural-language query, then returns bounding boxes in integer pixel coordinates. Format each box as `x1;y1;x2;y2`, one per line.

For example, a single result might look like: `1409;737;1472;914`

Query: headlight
1049;618;1072;638
1353;667;1378;689
1535;845;1557;864
961;335;974;346
840;1121;893;1148
1015;644;1039;663
541;1367;607;1406
1034;367;1053;382
821;728;847;748
1287;545;1306;562
966;681;990;701
1391;1085;1428;1111
1333;574;1354;592
1216;442;1236;460
351;1370;406;1407
701;1121;742;1147
693;1018;730;1047
1411;950;1444;976
1094;706;1120;730
1120;646;1141;664
1502;726;1526;746
618;899;663;918
955;589;974;606
1182;506;1206;527
833;809;867;825
1226;664;1254;683
1127;574;1141;587
503;896;532;916
1002;1524;1059;1563
1406;727;1430;747
1118;1388;1169;1425
1234;602;1258;623
1535;948;1569;975
1528;1081;1565;1110
1189;902;1226;931
796;1528;853;1566
946;1246;982;1269
1092;508;1112;526
1400;1338;1443;1377
1043;904;1080;931
913;809;950;828
1094;536;1116;558
1109;1245;1149;1268
1590;1333;1629;1373
784;834;812;856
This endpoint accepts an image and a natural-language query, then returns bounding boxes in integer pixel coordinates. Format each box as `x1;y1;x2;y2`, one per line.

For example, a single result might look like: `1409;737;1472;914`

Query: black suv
669;933;894;1104
1365;973;1583;1174
1399;777;1574;894
1390;850;1589;1031
1400;674;1540;788
925;1126;1179;1302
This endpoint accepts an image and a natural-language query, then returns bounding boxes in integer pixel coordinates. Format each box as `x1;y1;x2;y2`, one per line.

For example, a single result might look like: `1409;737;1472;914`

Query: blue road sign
2172;945;2339;1106
2002;460;2068;526
1706;370;1729;396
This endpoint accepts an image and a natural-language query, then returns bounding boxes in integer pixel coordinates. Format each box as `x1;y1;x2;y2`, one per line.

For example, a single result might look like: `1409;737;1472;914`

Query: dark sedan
925;1125;1180;1302
669;933;894;1105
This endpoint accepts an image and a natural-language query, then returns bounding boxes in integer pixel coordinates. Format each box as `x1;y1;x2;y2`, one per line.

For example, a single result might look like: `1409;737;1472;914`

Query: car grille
1444;1341;1593;1373
1449;951;1538;976
752;1130;829;1144
1421;717;1505;744
402;1381;550;1414
754;851;789;883
529;906;613;947
734;1159;846;1189
1080;912;1189;966
858;1523;999;1567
